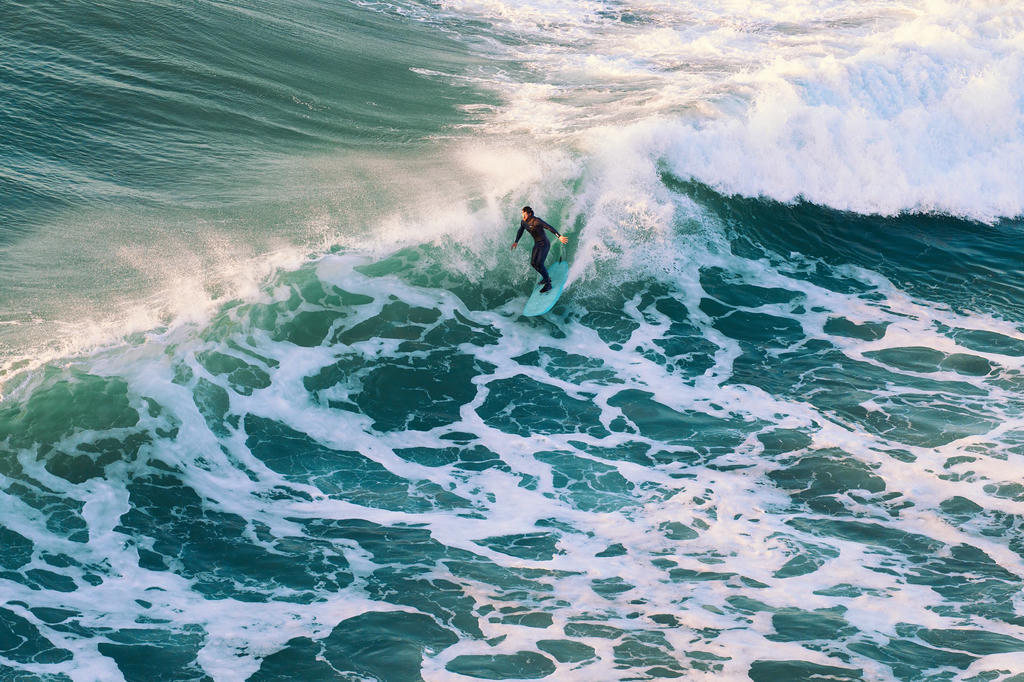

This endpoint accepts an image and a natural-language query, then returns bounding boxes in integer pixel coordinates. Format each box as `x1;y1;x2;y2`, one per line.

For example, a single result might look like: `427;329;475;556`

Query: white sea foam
424;0;1024;221
6;234;1024;678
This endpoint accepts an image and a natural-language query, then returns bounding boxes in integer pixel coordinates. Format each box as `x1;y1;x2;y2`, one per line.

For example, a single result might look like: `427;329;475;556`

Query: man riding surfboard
512;206;568;293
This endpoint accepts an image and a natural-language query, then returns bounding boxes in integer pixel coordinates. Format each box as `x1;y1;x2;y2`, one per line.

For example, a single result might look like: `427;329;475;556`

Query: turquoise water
3;1;1024;680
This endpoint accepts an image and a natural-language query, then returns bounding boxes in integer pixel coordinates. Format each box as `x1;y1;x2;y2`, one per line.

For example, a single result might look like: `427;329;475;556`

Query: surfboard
523;260;569;317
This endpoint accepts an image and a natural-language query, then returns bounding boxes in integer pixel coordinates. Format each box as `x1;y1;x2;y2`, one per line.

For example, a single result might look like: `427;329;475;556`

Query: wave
3;0;1022;374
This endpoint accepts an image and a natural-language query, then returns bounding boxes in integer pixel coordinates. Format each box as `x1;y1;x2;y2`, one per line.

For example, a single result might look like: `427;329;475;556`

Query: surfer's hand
558;235;568;244
511;242;518;250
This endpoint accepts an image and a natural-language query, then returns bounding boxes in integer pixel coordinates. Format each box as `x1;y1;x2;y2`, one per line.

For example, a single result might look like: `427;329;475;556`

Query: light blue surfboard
523;261;569;317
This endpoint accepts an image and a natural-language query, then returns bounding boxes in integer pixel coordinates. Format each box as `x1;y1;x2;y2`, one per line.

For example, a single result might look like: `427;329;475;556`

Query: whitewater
2;0;1024;680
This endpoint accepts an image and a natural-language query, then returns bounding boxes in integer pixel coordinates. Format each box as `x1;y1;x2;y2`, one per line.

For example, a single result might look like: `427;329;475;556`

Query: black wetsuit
515;215;561;283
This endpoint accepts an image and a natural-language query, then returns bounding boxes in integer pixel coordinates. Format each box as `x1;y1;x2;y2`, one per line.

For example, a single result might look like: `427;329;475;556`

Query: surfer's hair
521;206;533;215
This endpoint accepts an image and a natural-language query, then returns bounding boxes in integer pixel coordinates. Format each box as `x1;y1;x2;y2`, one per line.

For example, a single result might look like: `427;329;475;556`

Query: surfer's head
521;206;533;220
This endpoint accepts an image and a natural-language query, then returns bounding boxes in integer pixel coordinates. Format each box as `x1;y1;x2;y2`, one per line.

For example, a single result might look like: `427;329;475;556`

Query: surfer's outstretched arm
537;218;569;244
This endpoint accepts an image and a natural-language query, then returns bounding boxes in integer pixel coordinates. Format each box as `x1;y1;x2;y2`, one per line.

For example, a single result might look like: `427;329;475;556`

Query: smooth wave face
2;1;1024;681
0;0;489;361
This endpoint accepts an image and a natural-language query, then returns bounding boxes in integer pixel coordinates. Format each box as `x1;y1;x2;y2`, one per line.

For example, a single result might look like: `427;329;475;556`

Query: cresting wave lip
412;0;1024;222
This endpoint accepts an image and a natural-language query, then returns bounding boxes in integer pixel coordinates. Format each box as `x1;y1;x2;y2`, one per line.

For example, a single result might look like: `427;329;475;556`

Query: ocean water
2;1;1024;680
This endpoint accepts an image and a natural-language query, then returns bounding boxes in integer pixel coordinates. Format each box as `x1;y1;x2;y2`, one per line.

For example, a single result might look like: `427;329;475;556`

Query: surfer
512;206;568;292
